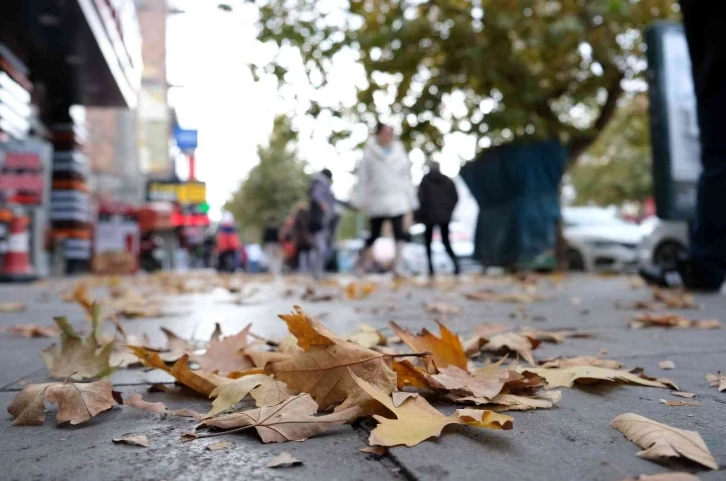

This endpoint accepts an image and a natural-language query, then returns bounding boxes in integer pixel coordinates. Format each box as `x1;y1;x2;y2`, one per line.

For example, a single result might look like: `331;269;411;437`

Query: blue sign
174;127;198;151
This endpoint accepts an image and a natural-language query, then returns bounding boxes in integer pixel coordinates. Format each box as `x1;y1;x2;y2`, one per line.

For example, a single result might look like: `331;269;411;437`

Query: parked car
563;207;643;272
638;217;689;270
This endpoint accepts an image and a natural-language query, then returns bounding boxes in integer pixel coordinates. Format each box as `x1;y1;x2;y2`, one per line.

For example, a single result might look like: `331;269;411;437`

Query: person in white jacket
352;123;419;274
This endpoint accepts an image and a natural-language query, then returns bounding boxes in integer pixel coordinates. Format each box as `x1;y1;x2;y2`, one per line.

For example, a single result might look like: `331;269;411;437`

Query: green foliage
224;116;310;242
251;0;678;163
569;94;652;205
336;210;362;240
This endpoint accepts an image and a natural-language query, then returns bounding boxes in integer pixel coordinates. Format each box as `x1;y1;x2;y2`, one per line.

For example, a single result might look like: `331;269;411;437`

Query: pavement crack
351;419;418;481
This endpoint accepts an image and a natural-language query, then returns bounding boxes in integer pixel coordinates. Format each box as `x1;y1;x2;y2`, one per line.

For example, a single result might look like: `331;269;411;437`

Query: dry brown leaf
70;283;94;318
631;313;721;330
244;350;293;368
465;289;547;303
8;380;120;426
359;446;387;456
483;332;541;366
458;391;561;411
191;324;255;375
301;286;337;302
671;391;696;398
652;288;698;309
392;360;432;390
430;365;504;400
40;312;115;380
539;355;623;370
2;324;59;338
130;348;219;396
112;435;149;447
158;327;196;363
346;324;387;349
267;452;302;468
390;320;467;372
658;360;675;370
195;394;353;443
610;413;718;470
705;372;726;392
660;399;701;407
126;393;203;419
619;474;701;481
206;375;293;417
207;441;232;451
351;373;513;447
267;308;396;410
462;323;509;357
524;366;670;389
0;302;26;312
424;302;463;316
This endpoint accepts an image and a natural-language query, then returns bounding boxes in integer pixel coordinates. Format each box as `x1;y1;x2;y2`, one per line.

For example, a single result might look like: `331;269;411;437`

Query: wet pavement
0;273;724;481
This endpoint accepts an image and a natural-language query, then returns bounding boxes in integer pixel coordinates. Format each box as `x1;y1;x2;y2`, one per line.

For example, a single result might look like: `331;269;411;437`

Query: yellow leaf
483;332;540;366
112;435;149;447
392;360;431;390
130;347;218;396
206;374;293;417
350;372;513;447
705;372;726;392
610;413;718;470
523;366;670;389
390;320;467;372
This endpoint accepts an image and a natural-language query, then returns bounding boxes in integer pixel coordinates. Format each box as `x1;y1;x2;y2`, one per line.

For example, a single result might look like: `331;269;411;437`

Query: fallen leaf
126;393;203;419
191;324;255;375
158;327;196;362
40;310;115;380
207;441;232;451
2;324;59;338
351;373;513;447
705;372;726;392
346;324;387;349
483;332;541;366
267;452;302;468
267;308;396;410
345;282;377;299
462;323;509;356
130;348;218;396
539;355;623;370
524;366;670;389
244;350;293;368
359;446;387;456
631;313;721;330
458;391;561;412
70;283;94;318
6;383;54;425
198;394;353;443
652;288;698;309
112;435;149;447
301;286;336;302
610;413;718;470
660;399;701;407
431;365;504;400
658;360;675;370
0;302;26;312
424;302;462;316
206;375;293;417
392;360;432;390
390;321;467;372
619;473;701;481
671;392;696;399
466;289;547;303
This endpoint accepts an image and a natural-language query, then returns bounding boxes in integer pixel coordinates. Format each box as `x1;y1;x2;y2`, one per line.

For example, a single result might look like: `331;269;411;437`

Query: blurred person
640;2;726;291
216;212;241;273
291;202;316;275
309;168;347;277
262;215;283;276
246;243;263;273
352;122;419;275
417;161;460;277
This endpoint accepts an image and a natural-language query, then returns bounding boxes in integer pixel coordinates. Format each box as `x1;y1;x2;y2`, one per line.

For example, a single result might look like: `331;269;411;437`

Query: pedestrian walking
216;212;241;273
640;1;726;291
262;216;283;276
309;168;338;278
417;161;460;277
291;202;316;275
352;122;419;275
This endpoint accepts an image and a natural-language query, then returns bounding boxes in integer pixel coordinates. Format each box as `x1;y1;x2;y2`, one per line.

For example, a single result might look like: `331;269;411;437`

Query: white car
638;217;688;270
563;207;643;272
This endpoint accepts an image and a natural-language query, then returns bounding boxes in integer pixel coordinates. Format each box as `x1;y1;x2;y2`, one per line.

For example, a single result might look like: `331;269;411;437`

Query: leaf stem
389;351;432;359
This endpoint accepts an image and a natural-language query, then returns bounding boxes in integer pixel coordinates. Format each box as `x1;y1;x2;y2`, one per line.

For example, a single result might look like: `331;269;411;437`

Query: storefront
0;0;142;276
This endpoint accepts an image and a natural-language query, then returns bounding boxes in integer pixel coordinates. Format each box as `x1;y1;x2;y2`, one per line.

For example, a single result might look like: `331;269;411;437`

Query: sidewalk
0;273;724;481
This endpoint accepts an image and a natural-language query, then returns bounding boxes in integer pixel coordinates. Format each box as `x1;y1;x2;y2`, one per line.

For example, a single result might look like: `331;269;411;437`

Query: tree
224;116;310;241
251;0;678;165
569;94;652;206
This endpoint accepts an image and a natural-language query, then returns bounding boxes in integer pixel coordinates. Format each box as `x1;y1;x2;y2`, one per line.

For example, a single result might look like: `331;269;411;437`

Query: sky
166;0;476;220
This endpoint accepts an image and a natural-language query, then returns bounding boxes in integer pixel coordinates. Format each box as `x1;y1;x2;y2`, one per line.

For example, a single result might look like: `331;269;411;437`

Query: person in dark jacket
417;161;460;276
291;202;316;274
262;216;282;276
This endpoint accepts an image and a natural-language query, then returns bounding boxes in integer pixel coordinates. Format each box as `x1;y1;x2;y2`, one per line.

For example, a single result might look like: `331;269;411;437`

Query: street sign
146;180;206;204
646;22;701;221
174;126;198;151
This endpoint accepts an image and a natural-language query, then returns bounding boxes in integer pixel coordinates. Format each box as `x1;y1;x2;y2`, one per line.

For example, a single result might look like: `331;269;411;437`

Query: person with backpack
308;168;337;278
417;161;460;277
